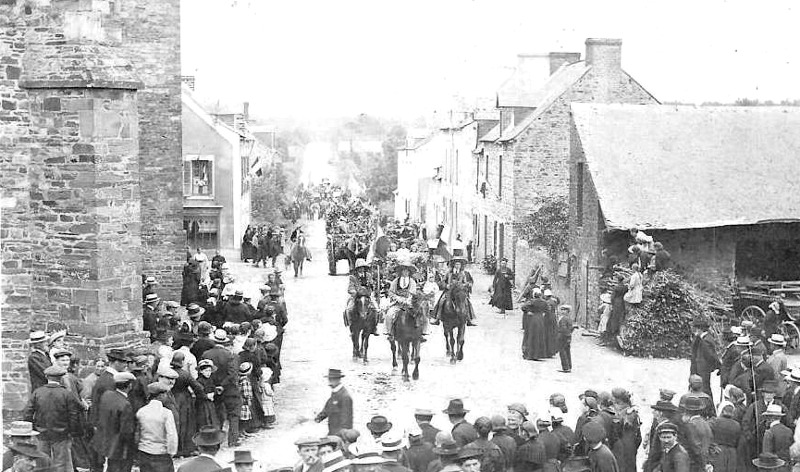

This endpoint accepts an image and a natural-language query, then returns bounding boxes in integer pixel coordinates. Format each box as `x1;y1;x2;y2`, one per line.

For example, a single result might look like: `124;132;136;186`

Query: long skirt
710;445;737;472
523;314;547;360
174;390;196;455
195;398;219;429
544;311;557;357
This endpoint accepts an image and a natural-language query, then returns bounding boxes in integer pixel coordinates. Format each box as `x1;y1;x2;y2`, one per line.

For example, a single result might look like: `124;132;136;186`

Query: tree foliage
251;164;291;224
515;197;569;257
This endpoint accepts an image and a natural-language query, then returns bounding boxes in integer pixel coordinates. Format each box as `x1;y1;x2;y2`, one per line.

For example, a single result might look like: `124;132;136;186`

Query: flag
367;225;390;263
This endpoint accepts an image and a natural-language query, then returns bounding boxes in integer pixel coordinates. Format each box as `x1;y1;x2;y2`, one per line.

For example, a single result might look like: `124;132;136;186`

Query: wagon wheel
740;305;766;324
780;322;800;352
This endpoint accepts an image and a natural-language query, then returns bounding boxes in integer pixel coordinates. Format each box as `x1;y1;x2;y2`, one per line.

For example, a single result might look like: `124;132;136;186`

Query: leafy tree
515;197;568;257
251;164;291;224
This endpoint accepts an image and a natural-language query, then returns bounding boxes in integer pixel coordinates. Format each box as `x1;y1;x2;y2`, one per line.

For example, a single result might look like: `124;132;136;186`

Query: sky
181;0;800;121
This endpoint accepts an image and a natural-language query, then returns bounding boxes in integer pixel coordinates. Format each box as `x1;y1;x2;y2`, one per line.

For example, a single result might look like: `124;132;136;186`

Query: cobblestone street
201;217;748;470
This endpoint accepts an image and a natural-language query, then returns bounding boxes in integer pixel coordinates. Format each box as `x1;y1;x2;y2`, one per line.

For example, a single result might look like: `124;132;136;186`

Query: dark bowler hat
106;349;131;363
324;368;345;379
650;400;678;412
456;447;483;462
366;415;392;434
682;396;705;412
432;437;460;456
230;450;256;464
443;399;469;415
759;380;779;393
193;426;225;446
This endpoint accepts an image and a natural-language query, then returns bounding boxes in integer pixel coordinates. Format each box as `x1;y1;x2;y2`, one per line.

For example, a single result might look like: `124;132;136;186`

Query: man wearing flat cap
93;372;137;472
643;400;680;472
654;422;689;472
294;437;323;472
315;369;353;436
23;365;82;472
689;318;720;403
135;383;178;471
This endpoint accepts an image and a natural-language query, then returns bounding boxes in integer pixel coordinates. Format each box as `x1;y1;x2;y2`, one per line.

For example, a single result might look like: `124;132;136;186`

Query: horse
441;283;469;364
290;235;311;277
388;293;426;381
344;292;377;364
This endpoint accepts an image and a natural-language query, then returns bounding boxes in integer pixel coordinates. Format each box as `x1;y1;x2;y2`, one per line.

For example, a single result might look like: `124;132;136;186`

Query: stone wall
118;0;184;297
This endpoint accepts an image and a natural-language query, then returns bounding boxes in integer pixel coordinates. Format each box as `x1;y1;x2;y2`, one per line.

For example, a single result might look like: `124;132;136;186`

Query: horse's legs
351;328;360;360
361;328;370;364
390;339;397;368
443;327;452;356
401;341;410;381
293;260;299;277
412;340;421;380
457;323;465;361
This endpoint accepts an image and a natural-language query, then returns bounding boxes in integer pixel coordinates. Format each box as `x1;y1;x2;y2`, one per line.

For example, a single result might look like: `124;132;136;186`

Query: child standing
556;305;577;373
196;359;219;429
238;362;254;433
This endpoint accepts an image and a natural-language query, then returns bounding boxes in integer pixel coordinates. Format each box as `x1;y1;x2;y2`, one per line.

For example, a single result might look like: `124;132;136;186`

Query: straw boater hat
145;276;158;284
212;329;231;344
768;334;787;347
380;432;405;452
187;303;205;319
29;331;47;344
355;259;370;271
144;293;160;304
761;404;785;418
449;255;467;267
350;443;389;465
735;336;753;347
753;452;786;469
320;451;350;472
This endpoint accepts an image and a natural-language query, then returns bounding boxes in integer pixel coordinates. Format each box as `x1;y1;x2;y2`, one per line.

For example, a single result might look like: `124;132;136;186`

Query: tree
515;197;568;257
251;164;290;224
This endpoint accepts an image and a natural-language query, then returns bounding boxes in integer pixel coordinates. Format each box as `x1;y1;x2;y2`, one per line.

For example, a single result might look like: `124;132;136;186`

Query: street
208;218;715;470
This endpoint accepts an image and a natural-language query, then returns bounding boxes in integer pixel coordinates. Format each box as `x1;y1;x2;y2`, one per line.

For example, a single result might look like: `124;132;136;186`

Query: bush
482;255;497;275
616;270;712;358
515;197;568;258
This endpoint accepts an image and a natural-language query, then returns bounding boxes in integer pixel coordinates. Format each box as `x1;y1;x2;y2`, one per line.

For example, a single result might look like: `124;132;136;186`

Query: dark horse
344;291;377;363
389;293;426;381
441;284;469;364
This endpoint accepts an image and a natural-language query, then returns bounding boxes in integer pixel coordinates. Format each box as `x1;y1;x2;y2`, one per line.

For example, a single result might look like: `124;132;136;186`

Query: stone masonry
0;0;180;414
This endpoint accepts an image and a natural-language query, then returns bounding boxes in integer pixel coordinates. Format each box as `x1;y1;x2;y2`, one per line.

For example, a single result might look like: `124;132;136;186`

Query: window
183;155;214;197
498;155;503;197
493;220;498;256
577;162;585;226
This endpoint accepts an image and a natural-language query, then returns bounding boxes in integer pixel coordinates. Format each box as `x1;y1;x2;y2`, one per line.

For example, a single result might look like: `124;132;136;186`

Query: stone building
472;39;657;289
569;103;800;325
0;0;181;413
182;86;252;259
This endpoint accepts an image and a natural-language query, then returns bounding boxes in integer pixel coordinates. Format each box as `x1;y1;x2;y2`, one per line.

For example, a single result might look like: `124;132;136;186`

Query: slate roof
571;103;800;230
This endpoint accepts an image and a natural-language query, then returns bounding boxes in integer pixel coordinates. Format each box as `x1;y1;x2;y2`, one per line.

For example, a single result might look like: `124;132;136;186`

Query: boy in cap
23;365;82;472
654;422;689;472
136;383;178;471
556;305;576;373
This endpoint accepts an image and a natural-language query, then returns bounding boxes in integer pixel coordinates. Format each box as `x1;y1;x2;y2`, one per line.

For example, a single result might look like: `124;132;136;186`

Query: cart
733;281;800;349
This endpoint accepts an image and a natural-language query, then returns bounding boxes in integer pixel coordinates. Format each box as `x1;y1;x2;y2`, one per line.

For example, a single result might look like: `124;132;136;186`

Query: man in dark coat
89;349;130;427
556;305;576;373
681;397;712;472
521;291;548;361
222;290;252;324
719;327;743;387
761;404;792;467
643;401;679;472
654;422;689;472
445;399;478;447
489;415;517;471
489;258;513;315
201;329;241;447
142;293;161;342
742;381;785;470
176;427;225;472
93;372;136;472
582;421;619;472
406;431;437;472
315;369;353;435
414;409;440;446
191;322;216;359
689;319;720;402
464;417;504;472
513;421;546;472
24;365;82;472
27;331;52;393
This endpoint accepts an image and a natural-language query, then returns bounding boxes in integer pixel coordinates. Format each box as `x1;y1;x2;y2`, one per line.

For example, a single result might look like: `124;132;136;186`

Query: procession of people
14;206;800;472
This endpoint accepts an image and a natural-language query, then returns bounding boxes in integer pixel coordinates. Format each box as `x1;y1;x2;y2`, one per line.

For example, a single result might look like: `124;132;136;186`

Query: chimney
243;101;250;121
585;38;622;71
548;52;581;75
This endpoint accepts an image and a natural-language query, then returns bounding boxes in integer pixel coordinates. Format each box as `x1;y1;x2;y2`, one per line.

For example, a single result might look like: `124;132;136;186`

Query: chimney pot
585;38;622;71
548;52;581;75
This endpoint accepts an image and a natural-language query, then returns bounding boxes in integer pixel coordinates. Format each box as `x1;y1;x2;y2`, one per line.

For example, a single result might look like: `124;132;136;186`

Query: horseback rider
345;259;379;334
384;259;427;340
430;256;477;326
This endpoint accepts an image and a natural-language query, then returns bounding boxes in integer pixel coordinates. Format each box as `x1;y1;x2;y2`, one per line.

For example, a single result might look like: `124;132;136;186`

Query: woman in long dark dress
607;275;627;340
490;258;514;314
522;290;548;360
180;260;201;306
171;353;205;456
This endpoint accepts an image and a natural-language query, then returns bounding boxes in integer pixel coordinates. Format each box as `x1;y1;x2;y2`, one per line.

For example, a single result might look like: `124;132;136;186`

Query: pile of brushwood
616;270;726;358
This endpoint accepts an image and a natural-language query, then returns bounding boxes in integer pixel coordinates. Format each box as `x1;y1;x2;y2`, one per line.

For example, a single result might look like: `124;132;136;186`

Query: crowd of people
19;260;292;472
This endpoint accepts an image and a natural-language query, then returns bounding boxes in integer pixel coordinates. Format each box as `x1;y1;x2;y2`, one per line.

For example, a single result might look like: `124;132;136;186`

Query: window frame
184;154;216;199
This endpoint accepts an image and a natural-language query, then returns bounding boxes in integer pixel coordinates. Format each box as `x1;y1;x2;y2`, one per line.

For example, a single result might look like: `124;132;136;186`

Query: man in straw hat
177;426;225;472
384;257;422;339
319;450;351;472
761;404;792;468
443;399;477;448
202;329;242;447
413;409;439;446
314;368;353;436
230;450;258;472
143;292;162;342
293;437;322;472
689;318;720;402
27;330;52;393
767;334;789;383
720;326;744;388
782;368;800;427
23;365;81;472
432;255;477;326
380;431;411;472
752;452;787;471
2;421;48;471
